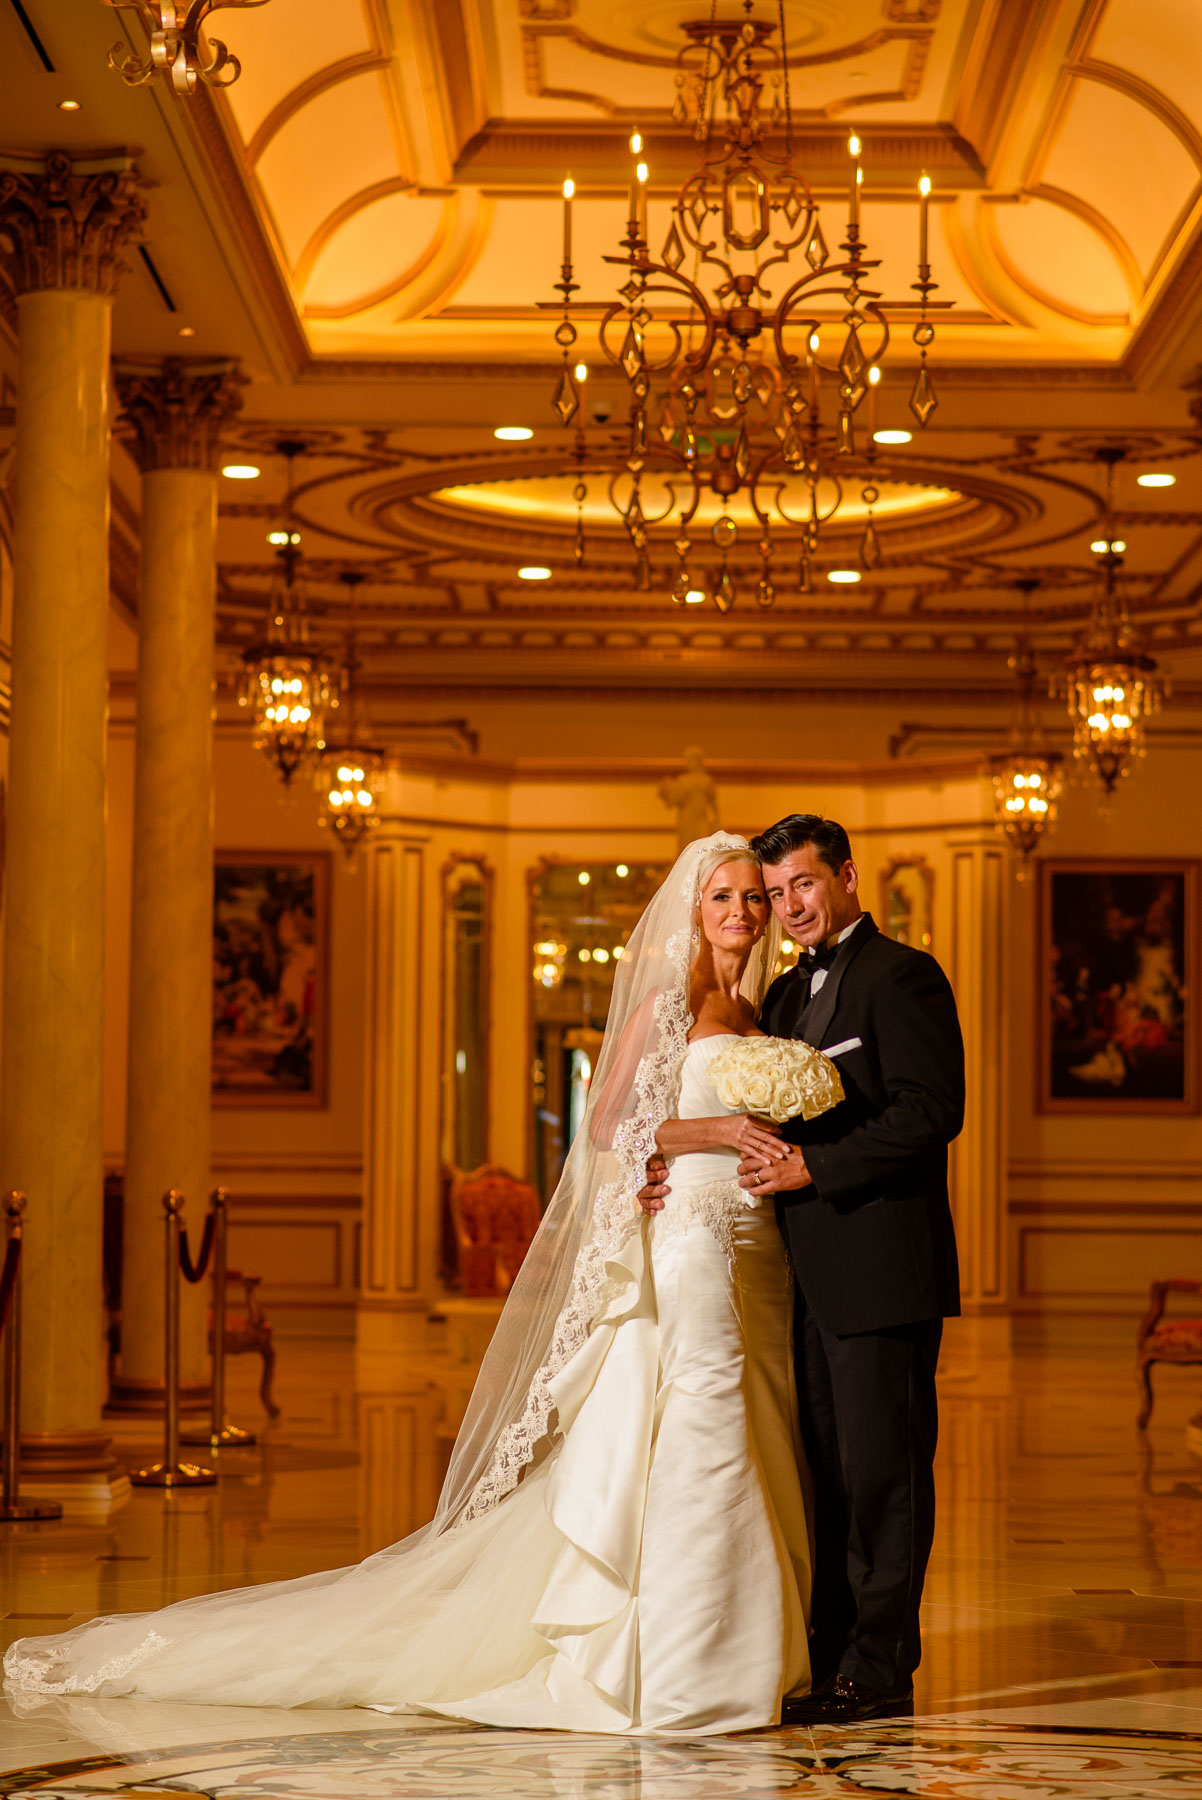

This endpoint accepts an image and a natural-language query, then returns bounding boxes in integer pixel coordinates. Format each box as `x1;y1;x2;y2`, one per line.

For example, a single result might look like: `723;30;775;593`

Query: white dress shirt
807;914;863;995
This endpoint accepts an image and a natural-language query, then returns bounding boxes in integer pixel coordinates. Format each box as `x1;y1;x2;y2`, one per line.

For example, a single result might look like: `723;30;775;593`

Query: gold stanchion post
131;1191;217;1488
1;1192;63;1522
182;1188;255;1449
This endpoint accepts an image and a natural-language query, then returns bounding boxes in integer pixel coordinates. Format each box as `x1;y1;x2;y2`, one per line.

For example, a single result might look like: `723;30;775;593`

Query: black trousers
793;1283;942;1692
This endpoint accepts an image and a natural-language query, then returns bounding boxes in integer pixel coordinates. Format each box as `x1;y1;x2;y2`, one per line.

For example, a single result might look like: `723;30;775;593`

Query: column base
355;1298;444;1382
104;1376;211;1417
7;1431;131;1520
430;1296;505;1366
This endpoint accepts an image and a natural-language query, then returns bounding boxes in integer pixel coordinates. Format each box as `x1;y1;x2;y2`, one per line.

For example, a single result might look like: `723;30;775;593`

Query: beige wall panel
1018;1225;1202;1303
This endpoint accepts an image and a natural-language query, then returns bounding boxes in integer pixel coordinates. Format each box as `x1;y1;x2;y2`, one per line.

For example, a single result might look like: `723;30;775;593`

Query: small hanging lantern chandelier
239;441;339;786
314;575;386;860
1060;451;1165;797
990;582;1063;872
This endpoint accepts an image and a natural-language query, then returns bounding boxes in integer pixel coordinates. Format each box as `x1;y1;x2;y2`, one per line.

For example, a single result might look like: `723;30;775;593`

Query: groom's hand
637;1153;670;1214
738;1146;813;1196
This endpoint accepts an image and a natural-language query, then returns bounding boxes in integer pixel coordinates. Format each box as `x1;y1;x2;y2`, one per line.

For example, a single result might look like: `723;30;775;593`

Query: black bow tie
806;941;840;974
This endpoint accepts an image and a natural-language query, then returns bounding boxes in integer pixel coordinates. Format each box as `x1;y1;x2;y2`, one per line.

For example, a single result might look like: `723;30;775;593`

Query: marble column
947;834;1009;1314
107;359;244;1411
0;151;148;1513
358;817;440;1370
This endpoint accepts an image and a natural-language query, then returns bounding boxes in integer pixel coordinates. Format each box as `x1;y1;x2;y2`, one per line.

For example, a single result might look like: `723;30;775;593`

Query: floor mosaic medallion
4;1720;1202;1800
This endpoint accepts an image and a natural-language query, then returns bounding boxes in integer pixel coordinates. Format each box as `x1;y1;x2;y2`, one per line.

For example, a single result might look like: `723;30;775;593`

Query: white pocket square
822;1036;863;1059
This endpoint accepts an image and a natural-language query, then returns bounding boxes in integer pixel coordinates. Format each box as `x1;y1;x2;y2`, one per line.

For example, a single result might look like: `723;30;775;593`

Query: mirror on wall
879;856;935;950
528;859;667;1203
441;855;493;1174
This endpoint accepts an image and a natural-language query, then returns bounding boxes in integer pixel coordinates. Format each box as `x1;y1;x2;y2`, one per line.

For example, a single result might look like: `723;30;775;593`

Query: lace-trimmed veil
3;833;779;1701
433;830;779;1533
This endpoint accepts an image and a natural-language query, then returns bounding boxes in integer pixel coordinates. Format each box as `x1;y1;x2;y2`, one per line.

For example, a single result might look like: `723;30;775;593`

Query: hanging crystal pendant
909;363;937;426
714;567;735;612
662;220;687;271
860;517;881;570
553;364;579;424
806;221;828;269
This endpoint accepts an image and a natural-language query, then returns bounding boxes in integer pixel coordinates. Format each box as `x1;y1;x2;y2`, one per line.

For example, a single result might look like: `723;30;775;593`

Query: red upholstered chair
216;1269;281;1420
448;1165;541;1298
1137;1279;1202;1428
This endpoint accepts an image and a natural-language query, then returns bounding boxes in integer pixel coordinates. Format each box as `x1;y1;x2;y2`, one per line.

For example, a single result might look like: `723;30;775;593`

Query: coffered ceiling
3;0;1202;739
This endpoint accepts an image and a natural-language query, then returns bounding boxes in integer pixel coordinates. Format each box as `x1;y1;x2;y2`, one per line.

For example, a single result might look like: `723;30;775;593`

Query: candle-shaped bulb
561;176;574;266
848;134;861;159
808;331;820;355
867;365;881;385
636;161;649;184
918;173;931;198
917;170;930;267
630;130;643;155
574;362;588;382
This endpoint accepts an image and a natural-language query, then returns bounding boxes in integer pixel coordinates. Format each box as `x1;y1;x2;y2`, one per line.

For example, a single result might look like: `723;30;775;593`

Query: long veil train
5;833;781;1708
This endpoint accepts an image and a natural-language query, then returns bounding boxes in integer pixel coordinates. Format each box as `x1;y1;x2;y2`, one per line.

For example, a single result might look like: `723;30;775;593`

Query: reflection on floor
3;1318;1202;1798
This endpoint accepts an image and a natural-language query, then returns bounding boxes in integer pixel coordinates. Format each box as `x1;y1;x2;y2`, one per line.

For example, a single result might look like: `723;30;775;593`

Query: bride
6;834;812;1735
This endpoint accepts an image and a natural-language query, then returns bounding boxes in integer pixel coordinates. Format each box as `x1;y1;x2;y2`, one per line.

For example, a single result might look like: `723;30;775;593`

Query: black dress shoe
780;1673;914;1725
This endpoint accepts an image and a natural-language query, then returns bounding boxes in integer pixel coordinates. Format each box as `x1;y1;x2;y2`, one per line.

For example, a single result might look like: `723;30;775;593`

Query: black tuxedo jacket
760;913;964;1335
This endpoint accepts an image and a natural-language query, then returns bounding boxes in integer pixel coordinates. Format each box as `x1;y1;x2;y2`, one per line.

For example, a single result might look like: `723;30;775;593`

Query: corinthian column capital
0;151;150;308
114;357;246;472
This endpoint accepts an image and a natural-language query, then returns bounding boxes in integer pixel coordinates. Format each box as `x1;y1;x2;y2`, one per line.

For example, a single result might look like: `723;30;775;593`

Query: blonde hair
692;842;780;1009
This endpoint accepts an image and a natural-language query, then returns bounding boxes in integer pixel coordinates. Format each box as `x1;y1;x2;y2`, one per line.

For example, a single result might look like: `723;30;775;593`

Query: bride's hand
718;1114;787;1161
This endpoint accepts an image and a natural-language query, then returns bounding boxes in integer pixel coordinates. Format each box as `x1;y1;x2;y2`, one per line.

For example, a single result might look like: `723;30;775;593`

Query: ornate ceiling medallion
549;5;948;609
104;0;270;96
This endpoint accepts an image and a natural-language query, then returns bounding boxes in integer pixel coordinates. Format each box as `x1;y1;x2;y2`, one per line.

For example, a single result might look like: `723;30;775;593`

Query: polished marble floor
3;1317;1202;1797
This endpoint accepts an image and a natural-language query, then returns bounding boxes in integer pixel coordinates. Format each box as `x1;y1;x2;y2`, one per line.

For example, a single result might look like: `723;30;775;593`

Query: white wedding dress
6;1034;811;1734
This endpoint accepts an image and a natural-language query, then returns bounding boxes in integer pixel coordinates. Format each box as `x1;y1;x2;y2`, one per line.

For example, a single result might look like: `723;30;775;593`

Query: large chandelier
239;441;339;786
105;0;270;94
1059;452;1165;797
989;591;1063;873
550;7;947;607
314;578;386;860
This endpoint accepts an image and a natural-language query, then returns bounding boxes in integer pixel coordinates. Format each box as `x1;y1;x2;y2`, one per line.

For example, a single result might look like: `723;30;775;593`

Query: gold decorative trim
1024;182;1141;308
1071;58;1202;173
244;52;393;167
293;176;427;298
0;151;150;302
114;356;246;473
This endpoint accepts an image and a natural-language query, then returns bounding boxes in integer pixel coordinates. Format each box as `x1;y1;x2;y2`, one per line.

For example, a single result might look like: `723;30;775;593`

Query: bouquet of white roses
708;1035;844;1124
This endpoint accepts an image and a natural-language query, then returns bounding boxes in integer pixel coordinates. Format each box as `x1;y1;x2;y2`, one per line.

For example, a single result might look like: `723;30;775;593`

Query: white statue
658;746;719;852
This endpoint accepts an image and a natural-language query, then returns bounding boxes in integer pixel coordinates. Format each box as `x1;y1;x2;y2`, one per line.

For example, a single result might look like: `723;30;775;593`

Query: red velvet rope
178;1210;216;1285
0;1236;20;1336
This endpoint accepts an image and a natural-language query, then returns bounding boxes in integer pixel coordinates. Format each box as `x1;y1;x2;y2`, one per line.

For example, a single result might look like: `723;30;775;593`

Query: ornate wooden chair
218;1270;281;1420
1137;1278;1202;1428
446;1164;541;1298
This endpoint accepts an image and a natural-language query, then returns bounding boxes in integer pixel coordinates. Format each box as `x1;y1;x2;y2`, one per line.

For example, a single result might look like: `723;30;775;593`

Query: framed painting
1039;861;1197;1114
212;852;330;1108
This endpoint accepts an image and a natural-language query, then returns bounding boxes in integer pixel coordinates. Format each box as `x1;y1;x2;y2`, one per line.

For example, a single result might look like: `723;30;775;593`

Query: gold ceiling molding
1071;60;1202;174
292;179;444;313
183;88;308;375
243;50;394;167
1024;182;1141;311
455;119;982;179
519;18;936;119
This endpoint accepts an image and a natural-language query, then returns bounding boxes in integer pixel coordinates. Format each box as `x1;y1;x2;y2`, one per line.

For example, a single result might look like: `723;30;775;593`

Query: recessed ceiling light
221;463;260;480
518;565;552;580
873;428;912;445
1137;472;1176;488
177;325;196;338
495;426;533;441
827;569;862;583
57;99;81;112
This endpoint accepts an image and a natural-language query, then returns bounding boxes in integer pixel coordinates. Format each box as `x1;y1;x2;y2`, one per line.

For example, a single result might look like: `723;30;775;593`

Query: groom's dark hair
750;814;852;874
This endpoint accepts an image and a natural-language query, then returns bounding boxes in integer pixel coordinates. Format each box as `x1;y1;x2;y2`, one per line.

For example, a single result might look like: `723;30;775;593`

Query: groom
642;813;964;1724
749;814;963;1723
